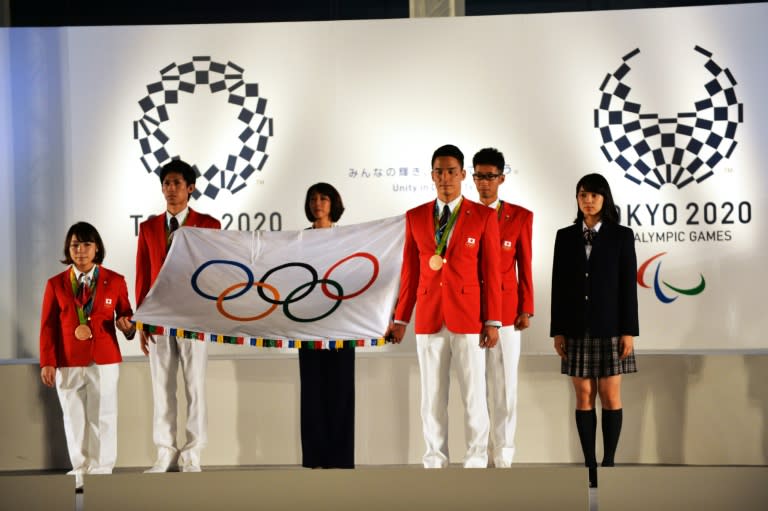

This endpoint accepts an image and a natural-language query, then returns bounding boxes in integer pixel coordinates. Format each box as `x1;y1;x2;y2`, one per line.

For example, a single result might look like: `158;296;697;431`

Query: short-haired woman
39;222;136;490
299;183;355;469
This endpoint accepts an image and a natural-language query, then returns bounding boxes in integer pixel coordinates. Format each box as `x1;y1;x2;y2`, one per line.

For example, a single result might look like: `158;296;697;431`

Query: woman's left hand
619;335;634;360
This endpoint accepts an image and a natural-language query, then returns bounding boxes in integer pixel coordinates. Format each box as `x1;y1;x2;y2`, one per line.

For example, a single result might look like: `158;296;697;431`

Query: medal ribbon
70;266;99;325
496;199;503;220
433;198;462;257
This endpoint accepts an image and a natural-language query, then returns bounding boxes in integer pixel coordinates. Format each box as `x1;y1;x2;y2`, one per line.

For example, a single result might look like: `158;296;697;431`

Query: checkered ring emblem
595;46;743;189
133;56;273;199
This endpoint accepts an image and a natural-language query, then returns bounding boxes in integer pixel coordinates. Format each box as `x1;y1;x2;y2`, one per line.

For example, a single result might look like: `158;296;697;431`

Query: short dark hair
61;221;105;265
159;159;197;186
304;182;345;223
431;144;464;169
472;147;505;172
574;173;620;224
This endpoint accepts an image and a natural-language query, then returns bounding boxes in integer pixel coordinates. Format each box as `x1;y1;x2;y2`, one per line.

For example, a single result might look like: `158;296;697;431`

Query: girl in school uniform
550;173;639;488
39;222;136;489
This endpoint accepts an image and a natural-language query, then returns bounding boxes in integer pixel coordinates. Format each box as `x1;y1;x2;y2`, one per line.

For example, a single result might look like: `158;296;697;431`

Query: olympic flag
133;216;405;348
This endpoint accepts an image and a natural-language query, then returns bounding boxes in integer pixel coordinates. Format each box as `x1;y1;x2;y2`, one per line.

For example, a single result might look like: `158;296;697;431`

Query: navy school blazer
549;222;639;338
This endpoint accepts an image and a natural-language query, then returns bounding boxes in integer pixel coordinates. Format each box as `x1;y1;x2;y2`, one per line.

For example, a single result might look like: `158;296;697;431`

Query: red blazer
394;197;502;334
497;201;534;326
135;208;221;306
39;266;133;368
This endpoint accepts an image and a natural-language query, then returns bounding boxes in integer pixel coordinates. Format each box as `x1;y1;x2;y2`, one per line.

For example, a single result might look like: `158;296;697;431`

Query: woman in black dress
550;173;638;487
299;182;355;468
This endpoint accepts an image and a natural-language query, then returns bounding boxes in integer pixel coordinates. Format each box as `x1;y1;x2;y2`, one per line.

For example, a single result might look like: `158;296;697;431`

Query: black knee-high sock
575;409;597;468
601;408;623;467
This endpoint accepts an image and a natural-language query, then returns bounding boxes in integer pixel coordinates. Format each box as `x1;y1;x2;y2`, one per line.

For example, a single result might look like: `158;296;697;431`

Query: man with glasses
386;144;501;468
472;147;534;468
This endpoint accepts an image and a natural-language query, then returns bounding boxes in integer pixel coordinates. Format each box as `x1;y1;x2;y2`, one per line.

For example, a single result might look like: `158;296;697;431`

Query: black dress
298;347;355;468
298;224;355;468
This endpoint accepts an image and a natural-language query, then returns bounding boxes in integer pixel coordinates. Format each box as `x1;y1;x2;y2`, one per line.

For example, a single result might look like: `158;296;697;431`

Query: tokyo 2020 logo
595;46;742;189
133;56;273;200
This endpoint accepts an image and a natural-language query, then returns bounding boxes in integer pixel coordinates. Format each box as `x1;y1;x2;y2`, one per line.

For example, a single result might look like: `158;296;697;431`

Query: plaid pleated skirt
561;334;637;377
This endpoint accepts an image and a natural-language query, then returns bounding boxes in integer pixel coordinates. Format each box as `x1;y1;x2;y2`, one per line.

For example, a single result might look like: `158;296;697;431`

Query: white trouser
486;326;521;467
148;335;208;466
416;325;489;469
55;363;120;474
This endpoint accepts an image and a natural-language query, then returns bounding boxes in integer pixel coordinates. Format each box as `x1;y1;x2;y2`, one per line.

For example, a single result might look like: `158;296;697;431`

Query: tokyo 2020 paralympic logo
133;56;273;200
637;252;705;304
595;46;743;189
190;253;379;323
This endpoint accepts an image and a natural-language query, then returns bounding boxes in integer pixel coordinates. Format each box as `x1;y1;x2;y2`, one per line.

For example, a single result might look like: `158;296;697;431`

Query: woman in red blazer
39;222;135;490
550;173;638;488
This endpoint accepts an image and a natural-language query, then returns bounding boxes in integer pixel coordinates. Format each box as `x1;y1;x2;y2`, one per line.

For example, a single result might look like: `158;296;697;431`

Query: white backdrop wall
0;28;14;359
2;3;767;359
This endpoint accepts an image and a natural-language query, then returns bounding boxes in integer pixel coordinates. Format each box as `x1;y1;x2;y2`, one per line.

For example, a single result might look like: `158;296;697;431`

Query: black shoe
588;467;598;488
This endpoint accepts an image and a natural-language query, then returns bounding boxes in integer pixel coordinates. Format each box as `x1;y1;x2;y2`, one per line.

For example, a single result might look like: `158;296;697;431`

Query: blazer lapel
61;270;75;314
425;200;438;252
446;197;468;259
590;222;612;257
569;224;588;268
187;208;198;226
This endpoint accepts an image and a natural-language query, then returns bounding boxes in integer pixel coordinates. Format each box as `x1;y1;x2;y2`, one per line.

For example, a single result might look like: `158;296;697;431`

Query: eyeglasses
472;173;502;181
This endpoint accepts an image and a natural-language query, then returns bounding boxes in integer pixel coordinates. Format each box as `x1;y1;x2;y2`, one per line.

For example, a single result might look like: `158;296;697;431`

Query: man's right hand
384;322;406;344
140;330;156;356
40;366;55;387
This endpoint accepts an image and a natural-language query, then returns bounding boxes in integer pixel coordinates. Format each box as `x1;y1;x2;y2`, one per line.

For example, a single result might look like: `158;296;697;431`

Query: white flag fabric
133;215;404;349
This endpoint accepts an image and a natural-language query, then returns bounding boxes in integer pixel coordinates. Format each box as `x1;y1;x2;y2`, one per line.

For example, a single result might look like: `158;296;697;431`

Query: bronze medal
74;324;92;341
428;254;444;271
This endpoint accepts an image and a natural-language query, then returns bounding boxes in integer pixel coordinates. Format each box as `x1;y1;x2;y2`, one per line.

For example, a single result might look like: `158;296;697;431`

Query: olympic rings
192;260;253;301
189;253;380;322
257;262;318;305
321;252;379;300
282;279;343;322
216;281;280;322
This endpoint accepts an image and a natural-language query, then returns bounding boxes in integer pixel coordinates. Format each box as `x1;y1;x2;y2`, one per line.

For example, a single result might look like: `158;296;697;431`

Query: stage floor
0;464;765;511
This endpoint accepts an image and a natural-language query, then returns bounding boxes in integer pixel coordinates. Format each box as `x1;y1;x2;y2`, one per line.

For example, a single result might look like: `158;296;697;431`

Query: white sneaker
67;470;84;490
178;451;202;473
144;462;177;473
144;450;179;473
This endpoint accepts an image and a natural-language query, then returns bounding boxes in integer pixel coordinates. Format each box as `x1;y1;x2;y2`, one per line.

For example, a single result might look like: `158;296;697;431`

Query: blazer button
585;272;589;278
585;296;589;300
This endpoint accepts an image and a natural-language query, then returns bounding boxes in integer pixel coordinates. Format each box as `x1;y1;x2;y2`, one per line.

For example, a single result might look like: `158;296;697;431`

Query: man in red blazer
386;144;502;469
472;148;534;468
136;159;221;473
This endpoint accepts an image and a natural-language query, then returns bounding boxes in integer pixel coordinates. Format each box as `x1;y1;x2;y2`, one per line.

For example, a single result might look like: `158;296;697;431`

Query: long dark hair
573;173;619;224
61;221;105;265
304;182;345;223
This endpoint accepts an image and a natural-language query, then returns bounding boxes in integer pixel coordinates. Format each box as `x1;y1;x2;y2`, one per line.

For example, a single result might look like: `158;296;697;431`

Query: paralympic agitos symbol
191;253;379;322
637;252;705;304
